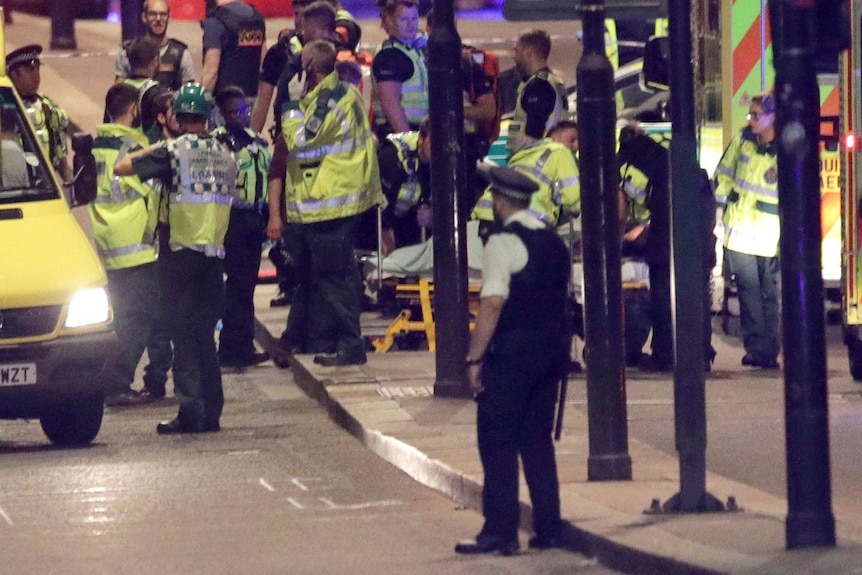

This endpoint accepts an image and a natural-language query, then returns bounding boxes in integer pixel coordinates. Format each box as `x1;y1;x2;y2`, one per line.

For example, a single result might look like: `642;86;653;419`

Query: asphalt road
0;365;621;575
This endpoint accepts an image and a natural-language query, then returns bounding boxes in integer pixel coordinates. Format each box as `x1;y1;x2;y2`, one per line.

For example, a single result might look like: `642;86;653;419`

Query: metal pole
429;0;470;398
121;0;146;42
769;0;835;549
49;0;76;50
578;0;631;481
663;0;723;513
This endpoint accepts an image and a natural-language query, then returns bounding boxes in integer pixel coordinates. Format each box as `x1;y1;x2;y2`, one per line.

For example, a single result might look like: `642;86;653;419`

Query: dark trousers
477;348;562;542
648;261;673;365
160;249;225;430
144;255;173;391
219;208;265;361
283;215;365;358
724;248;780;362
99;263;159;395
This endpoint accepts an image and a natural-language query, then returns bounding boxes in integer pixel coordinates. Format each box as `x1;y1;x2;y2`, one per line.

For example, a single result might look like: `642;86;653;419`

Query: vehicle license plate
0;363;37;385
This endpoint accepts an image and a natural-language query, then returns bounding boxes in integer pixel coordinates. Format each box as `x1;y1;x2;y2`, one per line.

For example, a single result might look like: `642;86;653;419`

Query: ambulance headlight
65;288;110;328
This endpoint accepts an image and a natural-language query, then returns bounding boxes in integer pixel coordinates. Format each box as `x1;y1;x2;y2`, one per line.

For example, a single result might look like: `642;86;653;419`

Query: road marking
286;498;304;509
0;505;12;526
259;478;275;492
291;478;310;491
318;498;403;510
230;450;260;456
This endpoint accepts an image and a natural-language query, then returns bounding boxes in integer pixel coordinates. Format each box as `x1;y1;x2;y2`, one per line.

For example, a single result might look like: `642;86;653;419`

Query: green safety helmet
172;82;213;117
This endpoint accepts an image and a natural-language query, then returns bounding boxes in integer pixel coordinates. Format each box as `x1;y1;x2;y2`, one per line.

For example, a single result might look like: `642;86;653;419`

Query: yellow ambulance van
0;25;113;445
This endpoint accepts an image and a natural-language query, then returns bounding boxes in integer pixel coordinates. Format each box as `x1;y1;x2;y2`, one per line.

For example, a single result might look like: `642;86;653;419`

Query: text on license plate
0;363;37;385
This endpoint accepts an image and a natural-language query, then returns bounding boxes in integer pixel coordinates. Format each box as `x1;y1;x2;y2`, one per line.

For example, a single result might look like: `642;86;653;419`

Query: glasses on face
146;10;169;19
747;110;771;121
225;106;249;117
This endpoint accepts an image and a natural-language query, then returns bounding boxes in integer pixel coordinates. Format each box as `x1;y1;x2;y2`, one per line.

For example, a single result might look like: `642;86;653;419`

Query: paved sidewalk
253;283;862;575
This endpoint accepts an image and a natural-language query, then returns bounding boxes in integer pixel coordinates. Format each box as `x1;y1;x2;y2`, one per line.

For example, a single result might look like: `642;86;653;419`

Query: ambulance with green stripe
0;19;110;444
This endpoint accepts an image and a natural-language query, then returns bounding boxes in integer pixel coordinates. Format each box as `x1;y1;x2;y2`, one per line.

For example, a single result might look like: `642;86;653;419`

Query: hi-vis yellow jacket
715;127;779;257
282;70;383;224
89;123;159;270
473;138;580;226
506;69;567;155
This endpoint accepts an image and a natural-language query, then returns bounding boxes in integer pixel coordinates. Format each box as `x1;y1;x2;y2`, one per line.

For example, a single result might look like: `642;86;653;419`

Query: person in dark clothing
456;167;567;556
618;124;715;371
201;0;266;125
213;86;272;369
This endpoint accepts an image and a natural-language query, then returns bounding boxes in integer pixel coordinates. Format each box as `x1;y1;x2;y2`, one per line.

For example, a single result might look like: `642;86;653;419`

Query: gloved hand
416;204;433;230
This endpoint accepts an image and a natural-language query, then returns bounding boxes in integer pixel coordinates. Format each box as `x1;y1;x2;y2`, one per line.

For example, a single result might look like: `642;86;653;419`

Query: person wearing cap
715;92;780;369
115;82;238;434
456;166;568;556
113;0;197;91
7;44;71;181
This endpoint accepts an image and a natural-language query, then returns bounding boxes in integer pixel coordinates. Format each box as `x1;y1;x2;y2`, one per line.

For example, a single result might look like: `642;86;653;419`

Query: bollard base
786;512;836;549
50;37;76;50
433;377;471;398
659;491;725;513
587;453;633;481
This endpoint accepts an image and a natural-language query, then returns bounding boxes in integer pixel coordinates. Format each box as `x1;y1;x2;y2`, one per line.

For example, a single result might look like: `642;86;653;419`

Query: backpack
463;45;502;143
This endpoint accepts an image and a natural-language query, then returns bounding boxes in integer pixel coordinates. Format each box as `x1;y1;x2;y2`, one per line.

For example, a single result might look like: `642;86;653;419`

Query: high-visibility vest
473;139;580;227
372;38;429;131
164;134;238;257
282;71;383;224
715;128;779;257
506;69;567;155
89;123;159;270
212;126;271;210
385;131;422;215
22;93;68;173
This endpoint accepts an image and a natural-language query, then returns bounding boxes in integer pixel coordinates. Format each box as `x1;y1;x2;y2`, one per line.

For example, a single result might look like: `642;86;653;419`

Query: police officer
371;0;428;139
213;86;272;368
6;44;70;181
202;0;266;124
506;30;568;156
373;118;431;250
715;92;780;369
115;83;238;434
114;0;196;90
473;120;580;238
456;167;567;555
89;83;161;407
271;40;383;366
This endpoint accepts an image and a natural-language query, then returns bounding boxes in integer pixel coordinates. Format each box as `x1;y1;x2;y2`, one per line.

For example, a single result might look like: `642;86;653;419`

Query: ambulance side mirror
641;35;670;92
70;132;97;206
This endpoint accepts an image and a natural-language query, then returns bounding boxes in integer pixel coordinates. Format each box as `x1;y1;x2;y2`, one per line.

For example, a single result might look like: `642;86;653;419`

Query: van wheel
40;395;104;446
850;338;862;382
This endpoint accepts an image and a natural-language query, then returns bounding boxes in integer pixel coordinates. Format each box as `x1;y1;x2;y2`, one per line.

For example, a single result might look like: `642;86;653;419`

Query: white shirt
480;209;545;300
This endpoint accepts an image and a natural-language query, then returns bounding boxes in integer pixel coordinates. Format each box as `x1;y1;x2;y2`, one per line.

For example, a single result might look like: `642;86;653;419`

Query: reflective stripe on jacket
89;123;158;270
282;71;383;224
372;39;429;130
211;126;271;210
506;69;567;155
473;139;580;226
715;128;779;257
386;131;421;215
165;134;238;257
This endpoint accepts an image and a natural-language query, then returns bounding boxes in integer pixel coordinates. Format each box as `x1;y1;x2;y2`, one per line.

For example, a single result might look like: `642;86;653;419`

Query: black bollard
429;0;471;398
49;0;76;50
578;0;632;481
121;0;146;42
770;0;836;550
